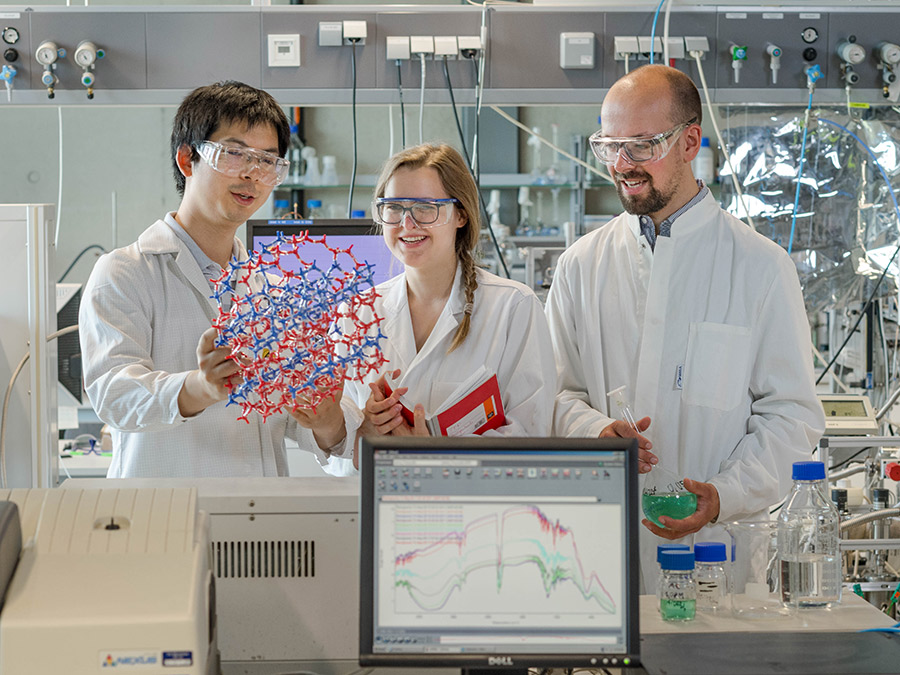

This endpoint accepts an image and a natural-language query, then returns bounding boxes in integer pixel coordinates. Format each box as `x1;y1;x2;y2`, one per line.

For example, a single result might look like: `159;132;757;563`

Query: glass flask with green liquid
642;466;698;527
606;385;698;527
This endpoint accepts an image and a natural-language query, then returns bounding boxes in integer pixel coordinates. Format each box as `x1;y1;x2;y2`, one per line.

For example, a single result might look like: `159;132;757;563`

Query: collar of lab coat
623;188;720;242
137;216;251;316
380;263;466;373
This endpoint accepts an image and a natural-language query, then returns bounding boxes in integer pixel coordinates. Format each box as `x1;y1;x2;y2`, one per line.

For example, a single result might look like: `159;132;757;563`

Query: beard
614;169;677;216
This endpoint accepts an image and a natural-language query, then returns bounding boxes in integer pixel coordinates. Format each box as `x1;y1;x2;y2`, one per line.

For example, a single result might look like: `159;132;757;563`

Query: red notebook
382;368;506;436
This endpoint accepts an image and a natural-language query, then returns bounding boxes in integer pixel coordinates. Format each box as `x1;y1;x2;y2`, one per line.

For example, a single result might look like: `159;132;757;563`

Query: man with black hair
80;81;350;477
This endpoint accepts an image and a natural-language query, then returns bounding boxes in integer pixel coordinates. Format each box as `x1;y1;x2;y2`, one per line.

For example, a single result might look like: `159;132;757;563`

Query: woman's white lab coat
545;191;825;590
322;266;557;475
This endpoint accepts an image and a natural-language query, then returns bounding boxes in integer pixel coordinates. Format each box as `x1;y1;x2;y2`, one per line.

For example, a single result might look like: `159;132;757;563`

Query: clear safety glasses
589;117;698;165
196;140;290;187
373;198;459;228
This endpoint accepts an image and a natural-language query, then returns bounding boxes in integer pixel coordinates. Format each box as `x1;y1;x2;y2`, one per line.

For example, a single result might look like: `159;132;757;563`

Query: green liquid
660;598;696;621
642;492;698;527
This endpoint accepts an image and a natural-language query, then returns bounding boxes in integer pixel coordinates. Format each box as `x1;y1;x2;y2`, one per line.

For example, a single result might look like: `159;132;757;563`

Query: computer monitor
359;437;641;673
246;219;402;288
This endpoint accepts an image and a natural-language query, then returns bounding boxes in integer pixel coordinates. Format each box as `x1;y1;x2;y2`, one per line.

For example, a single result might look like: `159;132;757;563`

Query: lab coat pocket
682;322;752;411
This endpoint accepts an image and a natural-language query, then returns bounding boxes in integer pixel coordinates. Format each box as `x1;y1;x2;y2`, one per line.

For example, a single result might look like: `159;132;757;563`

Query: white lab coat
545;191;825;590
79;217;343;478
322;266;557;475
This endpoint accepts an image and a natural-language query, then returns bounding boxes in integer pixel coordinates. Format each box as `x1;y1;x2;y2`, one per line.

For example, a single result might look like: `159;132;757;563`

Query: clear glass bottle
656;544;690;609
694;542;728;613
306;199;324;220
659;550;696;621
777;461;842;609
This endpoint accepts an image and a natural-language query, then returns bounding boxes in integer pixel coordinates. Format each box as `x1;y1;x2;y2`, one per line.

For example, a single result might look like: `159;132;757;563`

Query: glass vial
694;542;728;613
659;550;696;621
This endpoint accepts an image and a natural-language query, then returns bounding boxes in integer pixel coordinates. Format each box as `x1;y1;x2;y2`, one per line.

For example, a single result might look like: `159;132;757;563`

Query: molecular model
211;232;387;422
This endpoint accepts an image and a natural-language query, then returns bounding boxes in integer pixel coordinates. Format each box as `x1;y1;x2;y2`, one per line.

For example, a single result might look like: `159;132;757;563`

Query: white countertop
640;591;895;634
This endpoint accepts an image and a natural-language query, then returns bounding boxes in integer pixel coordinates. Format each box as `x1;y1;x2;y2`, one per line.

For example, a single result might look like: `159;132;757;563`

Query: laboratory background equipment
5;0;900;633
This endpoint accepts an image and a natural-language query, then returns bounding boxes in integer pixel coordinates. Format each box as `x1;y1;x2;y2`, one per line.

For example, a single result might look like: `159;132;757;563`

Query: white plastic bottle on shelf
692;137;716;185
777;461;842;609
306;199;324;220
321;155;338;185
301;146;320;186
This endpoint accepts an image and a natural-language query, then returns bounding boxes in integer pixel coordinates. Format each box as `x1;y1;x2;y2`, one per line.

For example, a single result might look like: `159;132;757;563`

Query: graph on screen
377;500;622;629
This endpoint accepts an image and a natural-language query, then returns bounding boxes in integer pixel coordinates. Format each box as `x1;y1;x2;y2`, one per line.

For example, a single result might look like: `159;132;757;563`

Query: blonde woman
317;143;556;475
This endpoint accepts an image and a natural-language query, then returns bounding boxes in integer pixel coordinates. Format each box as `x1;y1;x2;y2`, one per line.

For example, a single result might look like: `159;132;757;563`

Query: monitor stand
462;670;529;675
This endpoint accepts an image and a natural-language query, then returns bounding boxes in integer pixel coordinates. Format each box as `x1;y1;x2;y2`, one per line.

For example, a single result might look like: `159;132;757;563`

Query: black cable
58;244;106;283
829;446;873;471
442;56;471;165
441;55;510;279
347;40;360;219
396;59;406;149
816;245;900;386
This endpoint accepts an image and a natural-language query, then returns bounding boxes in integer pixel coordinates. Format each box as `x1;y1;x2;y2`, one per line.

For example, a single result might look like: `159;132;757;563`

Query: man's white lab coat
545;191;826;590
79;218;336;477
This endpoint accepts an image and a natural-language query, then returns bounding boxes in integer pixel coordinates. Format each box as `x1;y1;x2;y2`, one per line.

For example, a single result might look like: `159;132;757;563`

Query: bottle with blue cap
694;542;728;612
655;544;690;606
658;550;696;621
777;461;842;608
306;199;324;220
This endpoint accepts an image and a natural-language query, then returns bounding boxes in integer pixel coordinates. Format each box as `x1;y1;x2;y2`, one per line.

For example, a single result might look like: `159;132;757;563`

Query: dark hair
374;143;481;352
170;81;290;196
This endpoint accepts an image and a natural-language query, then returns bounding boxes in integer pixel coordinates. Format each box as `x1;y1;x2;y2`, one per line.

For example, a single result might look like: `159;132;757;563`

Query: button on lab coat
323;267;557;475
545;191;825;590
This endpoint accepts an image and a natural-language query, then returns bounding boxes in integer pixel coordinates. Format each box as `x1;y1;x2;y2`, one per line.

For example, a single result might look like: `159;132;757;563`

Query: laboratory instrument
0;487;216;675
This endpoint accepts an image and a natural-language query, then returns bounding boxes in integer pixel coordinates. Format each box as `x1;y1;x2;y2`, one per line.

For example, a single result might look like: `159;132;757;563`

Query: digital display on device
822;400;867;417
359;438;641;671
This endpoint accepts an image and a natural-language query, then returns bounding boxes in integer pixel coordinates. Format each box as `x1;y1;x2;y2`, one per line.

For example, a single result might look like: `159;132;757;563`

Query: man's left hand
642;478;720;540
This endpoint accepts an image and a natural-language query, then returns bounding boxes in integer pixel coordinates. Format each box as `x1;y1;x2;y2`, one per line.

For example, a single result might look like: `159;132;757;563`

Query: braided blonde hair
374;143;481;352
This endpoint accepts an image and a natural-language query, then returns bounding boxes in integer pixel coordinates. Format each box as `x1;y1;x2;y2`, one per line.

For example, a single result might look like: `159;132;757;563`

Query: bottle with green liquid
659;550;697;621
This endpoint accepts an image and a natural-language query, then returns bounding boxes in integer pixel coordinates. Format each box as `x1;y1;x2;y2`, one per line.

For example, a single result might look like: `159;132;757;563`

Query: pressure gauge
1;26;19;45
877;41;900;66
35;40;60;66
74;40;98;68
837;39;866;65
801;27;819;44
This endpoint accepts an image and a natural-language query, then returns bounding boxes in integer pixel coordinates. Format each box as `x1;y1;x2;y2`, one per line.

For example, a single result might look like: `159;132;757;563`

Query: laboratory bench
294;594;899;675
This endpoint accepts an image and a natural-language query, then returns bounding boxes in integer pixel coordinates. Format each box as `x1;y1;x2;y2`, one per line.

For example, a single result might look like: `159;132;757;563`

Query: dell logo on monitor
488;657;514;666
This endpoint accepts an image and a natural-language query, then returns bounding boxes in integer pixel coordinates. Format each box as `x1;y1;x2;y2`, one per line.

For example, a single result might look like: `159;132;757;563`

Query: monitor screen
359;437;640;672
246;219;402;288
